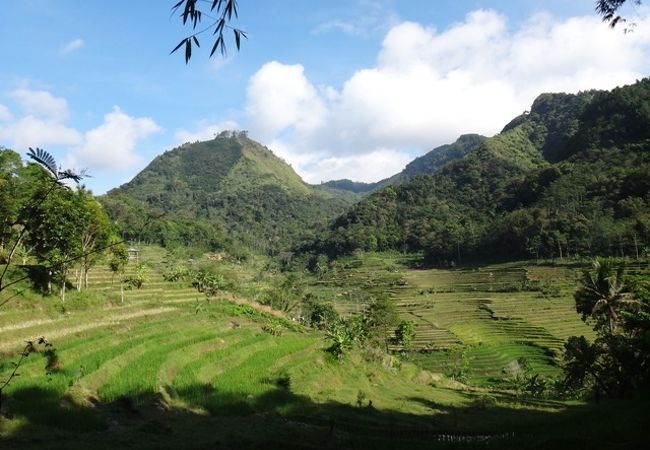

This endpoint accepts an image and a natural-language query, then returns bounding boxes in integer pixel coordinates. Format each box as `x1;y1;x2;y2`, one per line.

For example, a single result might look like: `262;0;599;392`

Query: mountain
319;134;486;195
303;79;650;264
319;179;377;194
101;131;355;256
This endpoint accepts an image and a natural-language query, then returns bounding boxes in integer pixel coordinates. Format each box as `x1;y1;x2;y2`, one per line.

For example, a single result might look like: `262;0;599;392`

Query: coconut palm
575;257;636;333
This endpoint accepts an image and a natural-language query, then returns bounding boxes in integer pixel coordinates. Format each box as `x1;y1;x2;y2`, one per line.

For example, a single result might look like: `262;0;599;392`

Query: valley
1;244;648;449
1;79;649;449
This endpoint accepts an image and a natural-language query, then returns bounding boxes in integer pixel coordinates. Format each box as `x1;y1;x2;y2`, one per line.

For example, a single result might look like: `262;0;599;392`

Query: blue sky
1;1;649;194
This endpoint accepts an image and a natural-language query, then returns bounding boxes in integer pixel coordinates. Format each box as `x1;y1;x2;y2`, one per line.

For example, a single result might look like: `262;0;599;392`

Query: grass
1;249;648;449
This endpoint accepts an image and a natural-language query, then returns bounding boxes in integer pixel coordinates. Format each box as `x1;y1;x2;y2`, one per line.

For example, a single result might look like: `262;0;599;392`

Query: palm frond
57;168;90;184
27;147;58;177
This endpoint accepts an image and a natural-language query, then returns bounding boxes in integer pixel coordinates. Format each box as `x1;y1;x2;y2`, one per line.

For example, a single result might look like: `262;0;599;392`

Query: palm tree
575;257;635;333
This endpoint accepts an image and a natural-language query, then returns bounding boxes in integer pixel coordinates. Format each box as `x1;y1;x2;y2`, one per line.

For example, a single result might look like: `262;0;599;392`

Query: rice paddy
0;249;647;449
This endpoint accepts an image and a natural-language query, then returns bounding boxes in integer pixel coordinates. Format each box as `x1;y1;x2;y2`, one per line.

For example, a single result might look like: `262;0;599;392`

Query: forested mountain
100;131;354;256
320;134;486;195
302;79;650;264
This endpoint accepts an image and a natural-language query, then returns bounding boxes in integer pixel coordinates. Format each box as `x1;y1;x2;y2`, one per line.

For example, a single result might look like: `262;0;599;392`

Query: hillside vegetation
304;79;650;265
1;247;648;449
2;79;650;449
101;131;354;256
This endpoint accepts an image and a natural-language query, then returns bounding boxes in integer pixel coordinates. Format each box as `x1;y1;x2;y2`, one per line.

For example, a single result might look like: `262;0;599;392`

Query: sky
1;0;649;194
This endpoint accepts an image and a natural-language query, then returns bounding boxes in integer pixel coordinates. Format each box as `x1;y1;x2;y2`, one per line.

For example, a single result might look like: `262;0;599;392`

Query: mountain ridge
301;79;650;264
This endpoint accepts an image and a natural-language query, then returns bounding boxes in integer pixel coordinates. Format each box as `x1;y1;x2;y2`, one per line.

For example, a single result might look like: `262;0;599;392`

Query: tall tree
74;188;112;291
575;257;635;333
108;241;129;303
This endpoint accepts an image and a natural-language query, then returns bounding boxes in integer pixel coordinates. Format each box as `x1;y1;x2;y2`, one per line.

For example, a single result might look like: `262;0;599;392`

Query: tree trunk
608;306;618;334
6;231;25;266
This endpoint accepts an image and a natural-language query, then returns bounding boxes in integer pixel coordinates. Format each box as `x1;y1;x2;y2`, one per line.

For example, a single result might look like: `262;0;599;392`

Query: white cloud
9;88;70;122
0;116;81;149
174;119;239;144
245;9;650;183
300;149;412;184
246;61;328;141
0;104;11;121
69;107;162;170
58;38;85;55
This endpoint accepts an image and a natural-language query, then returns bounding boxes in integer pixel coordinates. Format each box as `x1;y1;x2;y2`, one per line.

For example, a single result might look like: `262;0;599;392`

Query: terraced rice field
318;256;596;384
0;263;525;449
1;251;648;449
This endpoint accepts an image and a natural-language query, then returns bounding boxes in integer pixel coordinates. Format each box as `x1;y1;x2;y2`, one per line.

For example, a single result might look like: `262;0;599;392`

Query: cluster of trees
301;294;414;358
0;148;114;302
300;79;650;266
563;257;650;396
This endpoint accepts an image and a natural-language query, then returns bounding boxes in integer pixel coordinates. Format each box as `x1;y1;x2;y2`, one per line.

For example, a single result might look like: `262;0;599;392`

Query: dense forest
300;79;650;265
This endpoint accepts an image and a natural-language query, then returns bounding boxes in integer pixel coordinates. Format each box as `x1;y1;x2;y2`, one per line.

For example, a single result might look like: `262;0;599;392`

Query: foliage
325;316;369;359
1;148;107;304
125;263;149;289
563;258;650;397
101;132;353;256
302;296;339;329
364;295;400;351
442;348;470;383
108;242;129;303
171;0;246;63
0;337;58;413
393;320;416;350
502;357;550;398
108;242;129;276
596;0;642;28
303;79;650;266
574;257;634;333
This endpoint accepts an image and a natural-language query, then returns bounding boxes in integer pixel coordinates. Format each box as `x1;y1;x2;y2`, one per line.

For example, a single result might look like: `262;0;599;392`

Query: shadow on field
2;381;649;450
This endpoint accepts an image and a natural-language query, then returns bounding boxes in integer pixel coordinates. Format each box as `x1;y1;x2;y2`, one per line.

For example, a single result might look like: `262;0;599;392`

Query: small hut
127;247;139;263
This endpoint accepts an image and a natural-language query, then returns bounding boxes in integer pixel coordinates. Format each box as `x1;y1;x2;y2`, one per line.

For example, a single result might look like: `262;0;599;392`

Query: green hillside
306;79;650;264
2;248;648;449
101;131;354;256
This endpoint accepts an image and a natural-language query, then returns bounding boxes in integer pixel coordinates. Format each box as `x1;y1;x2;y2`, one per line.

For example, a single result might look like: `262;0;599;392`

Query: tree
574;257;635;333
564;258;650;397
364;295;400;352
108;241;129;303
74;188;112;291
171;0;246;63
394;320;416;351
24;184;85;302
0;148;87;303
596;1;642;28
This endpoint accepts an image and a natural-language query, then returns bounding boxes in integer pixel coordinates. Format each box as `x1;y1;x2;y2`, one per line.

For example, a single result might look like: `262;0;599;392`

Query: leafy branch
171;0;247;63
596;0;642;30
0;337;58;414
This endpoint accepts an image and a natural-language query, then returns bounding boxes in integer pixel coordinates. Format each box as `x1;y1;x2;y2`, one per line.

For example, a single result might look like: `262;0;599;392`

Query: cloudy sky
1;1;649;193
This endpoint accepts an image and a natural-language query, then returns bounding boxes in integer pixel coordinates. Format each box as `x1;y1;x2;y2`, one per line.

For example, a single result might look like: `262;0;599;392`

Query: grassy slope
0;249;648;449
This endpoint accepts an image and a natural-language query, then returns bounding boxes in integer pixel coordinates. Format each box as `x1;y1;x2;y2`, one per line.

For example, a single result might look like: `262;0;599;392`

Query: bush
303;297;339;329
